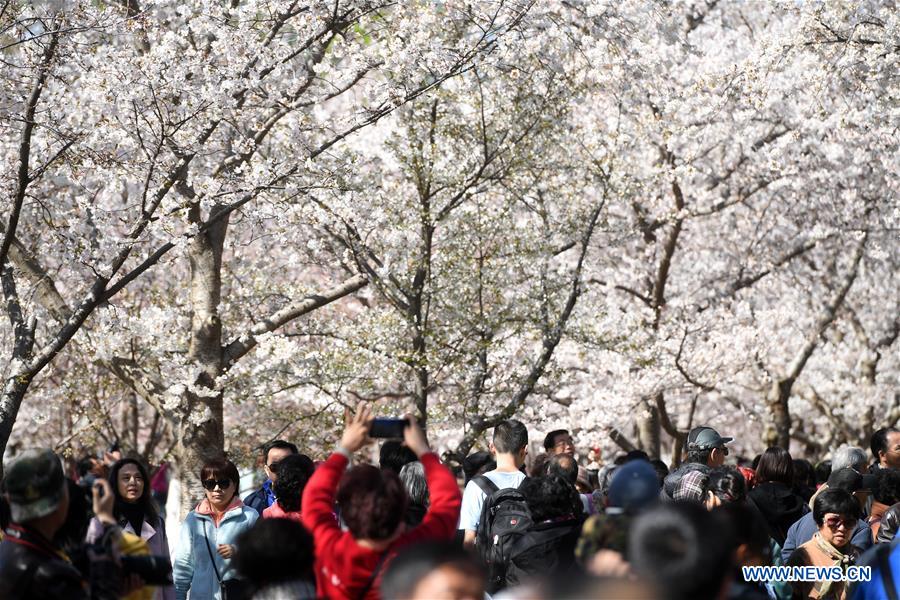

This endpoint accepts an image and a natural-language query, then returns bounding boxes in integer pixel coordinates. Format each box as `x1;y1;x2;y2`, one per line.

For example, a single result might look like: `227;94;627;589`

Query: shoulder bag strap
356;550;390;600
201;519;224;585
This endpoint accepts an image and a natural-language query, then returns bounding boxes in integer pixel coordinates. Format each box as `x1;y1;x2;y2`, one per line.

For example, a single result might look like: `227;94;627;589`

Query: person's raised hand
339;402;373;454
403;414;430;458
92;479;116;525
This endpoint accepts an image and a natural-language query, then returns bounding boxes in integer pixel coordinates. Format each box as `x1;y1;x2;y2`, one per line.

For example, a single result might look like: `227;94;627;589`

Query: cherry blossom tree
3;0;897;497
0;0;536;500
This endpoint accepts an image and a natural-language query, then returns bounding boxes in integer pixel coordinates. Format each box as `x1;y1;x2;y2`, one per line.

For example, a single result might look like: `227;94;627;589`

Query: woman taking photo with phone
86;457;175;600
173;457;257;600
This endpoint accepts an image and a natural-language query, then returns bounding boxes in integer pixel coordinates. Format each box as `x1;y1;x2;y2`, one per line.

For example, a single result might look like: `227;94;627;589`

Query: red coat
301;452;461;600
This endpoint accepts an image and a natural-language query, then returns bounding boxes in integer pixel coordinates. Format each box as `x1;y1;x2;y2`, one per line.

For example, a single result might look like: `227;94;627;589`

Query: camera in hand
121;555;173;586
369;418;409;439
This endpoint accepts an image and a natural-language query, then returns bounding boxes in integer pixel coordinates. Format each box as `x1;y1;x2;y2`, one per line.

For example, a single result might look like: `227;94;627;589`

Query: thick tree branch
103;357;171;419
222;274;368;368
607;426;637;452
652;179;685;328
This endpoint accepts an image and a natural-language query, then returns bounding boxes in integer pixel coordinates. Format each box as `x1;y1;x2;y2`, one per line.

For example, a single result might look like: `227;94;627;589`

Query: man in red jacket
302;404;462;600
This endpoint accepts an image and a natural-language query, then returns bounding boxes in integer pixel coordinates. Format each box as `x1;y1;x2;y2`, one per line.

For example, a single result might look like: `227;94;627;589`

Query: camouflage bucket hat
3;449;66;523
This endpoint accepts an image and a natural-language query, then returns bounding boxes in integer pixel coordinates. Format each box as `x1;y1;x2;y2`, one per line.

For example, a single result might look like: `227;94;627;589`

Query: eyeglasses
202;478;232;491
824;516;857;531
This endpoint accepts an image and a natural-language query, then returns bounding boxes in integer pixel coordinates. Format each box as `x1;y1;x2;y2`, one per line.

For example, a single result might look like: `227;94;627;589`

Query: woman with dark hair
869;468;900;541
786;488;862;599
462;450;496;484
703;466;747;509
815;460;833;486
86;457;174;599
748;447;808;547
505;475;584;588
792;459;817;503
262;453;315;523
173;457;258;600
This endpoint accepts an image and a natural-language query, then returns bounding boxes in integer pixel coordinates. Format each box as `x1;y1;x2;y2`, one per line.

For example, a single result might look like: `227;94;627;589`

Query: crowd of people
3;407;900;599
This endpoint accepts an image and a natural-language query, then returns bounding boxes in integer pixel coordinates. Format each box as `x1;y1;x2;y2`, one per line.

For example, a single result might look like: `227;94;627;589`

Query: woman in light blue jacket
173;457;257;600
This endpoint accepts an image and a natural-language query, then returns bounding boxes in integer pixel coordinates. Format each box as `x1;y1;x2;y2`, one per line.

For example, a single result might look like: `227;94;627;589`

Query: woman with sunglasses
173;457;257;600
86;457;175;600
785;488;862;600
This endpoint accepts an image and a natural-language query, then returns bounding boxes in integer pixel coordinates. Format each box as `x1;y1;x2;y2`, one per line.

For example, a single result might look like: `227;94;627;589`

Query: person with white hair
832;446;869;474
400;461;429;527
809;446;873;512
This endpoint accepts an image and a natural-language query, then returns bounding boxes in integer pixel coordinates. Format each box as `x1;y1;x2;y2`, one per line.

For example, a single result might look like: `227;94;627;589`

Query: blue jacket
173;503;258;600
782;511;872;562
851;539;900;600
243;480;274;516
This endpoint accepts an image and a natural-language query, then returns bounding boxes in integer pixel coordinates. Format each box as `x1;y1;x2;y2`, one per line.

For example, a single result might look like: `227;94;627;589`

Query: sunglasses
202;478;232;491
824;516;857;530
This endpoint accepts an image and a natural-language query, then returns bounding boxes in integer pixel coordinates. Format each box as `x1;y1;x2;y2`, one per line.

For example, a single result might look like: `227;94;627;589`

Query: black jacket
505;518;583;587
0;523;121;600
748;482;809;547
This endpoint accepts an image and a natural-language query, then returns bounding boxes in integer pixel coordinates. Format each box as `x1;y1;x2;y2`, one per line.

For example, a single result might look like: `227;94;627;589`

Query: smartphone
370;418;409;439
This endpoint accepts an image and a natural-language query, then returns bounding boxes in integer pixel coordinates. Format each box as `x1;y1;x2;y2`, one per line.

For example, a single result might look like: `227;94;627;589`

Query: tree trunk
636;399;661;459
175;205;229;517
766;378;792;449
0;375;33;478
413;349;429;430
0;263;37;478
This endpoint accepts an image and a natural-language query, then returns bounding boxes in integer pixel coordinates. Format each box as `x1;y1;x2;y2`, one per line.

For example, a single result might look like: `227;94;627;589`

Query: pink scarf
196;496;243;527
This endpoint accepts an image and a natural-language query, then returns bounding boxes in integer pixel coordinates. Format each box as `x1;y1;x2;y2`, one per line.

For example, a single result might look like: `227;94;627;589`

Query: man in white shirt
458;420;529;549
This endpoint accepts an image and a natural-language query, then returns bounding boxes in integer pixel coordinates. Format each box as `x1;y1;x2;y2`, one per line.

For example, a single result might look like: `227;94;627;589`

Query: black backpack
504;520;583;588
473;476;532;593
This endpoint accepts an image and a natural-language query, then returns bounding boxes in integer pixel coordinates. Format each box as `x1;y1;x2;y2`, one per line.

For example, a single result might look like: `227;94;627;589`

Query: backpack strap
473;475;499;497
879;543;899;600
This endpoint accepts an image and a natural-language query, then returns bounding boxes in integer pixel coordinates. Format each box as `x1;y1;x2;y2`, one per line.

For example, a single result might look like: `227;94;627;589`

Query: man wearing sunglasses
244;440;299;516
686;426;733;468
662;426;733;500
